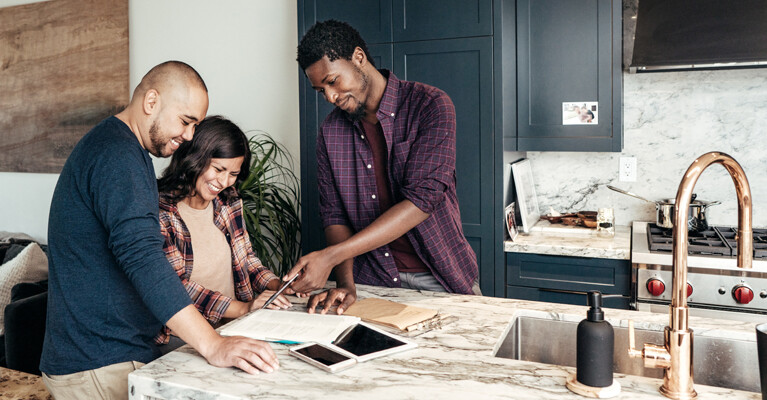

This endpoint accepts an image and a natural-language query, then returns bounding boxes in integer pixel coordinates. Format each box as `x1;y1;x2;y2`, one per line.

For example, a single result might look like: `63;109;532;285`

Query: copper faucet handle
627;320;672;369
627;320;643;358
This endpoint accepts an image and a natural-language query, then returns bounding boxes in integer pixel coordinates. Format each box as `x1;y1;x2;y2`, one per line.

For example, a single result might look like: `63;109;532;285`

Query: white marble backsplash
512;68;767;227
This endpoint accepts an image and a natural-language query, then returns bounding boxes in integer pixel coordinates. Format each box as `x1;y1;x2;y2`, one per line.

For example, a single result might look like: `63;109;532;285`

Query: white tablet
331;322;417;363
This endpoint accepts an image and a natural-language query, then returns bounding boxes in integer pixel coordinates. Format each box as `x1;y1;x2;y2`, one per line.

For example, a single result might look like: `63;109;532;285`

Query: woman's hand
249;290;292;311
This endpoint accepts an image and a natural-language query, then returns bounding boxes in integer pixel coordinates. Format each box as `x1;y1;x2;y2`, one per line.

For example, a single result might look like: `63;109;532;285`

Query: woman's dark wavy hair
158;115;251;204
297;19;376;70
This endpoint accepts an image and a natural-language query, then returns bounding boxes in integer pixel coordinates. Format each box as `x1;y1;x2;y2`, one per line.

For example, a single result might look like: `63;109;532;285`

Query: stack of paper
343;298;439;331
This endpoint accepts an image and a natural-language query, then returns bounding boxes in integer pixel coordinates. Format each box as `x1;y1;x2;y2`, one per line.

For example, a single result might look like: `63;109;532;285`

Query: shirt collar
160;193;225;218
375;69;400;121
343;69;400;124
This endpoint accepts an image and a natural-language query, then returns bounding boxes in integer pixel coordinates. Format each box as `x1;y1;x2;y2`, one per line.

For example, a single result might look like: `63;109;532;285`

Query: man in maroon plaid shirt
286;20;480;314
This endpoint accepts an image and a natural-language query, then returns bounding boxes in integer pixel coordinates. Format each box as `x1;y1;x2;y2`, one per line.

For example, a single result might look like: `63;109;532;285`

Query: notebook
343;298;439;331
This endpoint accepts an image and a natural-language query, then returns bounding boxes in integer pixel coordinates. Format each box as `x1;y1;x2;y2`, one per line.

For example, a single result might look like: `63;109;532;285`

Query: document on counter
219;309;360;344
343;298;439;331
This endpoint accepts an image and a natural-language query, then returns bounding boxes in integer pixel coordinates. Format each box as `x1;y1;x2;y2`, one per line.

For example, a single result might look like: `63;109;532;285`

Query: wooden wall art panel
0;0;128;173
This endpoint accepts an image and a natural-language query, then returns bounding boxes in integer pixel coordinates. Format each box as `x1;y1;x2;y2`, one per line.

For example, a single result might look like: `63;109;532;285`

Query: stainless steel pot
607;185;721;232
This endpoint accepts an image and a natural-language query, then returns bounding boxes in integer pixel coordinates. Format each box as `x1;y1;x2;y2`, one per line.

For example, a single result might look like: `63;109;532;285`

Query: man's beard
346;101;367;121
148;120;170;157
344;66;369;121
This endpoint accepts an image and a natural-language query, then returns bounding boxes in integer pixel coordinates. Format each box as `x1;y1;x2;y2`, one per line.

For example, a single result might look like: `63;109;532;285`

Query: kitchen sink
494;316;759;393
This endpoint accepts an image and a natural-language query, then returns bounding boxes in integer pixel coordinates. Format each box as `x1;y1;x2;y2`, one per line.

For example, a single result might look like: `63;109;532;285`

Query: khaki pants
42;361;144;400
399;272;483;296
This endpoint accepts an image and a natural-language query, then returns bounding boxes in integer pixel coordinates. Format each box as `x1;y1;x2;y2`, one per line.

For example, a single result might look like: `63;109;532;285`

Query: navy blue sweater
40;117;192;375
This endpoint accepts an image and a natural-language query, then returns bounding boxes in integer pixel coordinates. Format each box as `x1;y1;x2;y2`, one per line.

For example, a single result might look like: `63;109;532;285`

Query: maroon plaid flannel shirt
154;194;278;344
316;70;478;294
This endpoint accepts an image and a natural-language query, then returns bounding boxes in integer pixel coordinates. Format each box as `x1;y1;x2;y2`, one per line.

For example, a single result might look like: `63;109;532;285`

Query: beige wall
0;0;300;242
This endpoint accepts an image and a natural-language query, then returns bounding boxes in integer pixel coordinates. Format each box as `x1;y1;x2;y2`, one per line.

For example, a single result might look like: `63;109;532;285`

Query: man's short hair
133;61;207;99
297;20;376;70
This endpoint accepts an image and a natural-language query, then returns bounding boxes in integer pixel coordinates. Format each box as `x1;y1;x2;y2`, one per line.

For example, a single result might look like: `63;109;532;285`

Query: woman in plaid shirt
154;116;291;350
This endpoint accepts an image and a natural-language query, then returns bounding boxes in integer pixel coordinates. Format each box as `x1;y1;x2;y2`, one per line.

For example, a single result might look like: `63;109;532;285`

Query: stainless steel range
631;221;767;322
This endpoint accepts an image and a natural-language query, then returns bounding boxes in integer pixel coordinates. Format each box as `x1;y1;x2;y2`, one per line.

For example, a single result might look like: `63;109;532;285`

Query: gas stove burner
646;223;767;259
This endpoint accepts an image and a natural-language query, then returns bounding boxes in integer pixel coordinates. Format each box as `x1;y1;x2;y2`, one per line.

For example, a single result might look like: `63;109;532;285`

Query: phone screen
294;344;352;366
334;324;406;357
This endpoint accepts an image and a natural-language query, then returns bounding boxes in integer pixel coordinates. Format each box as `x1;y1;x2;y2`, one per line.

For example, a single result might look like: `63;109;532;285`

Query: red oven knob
733;286;754;304
646;279;665;297
687;283;693;298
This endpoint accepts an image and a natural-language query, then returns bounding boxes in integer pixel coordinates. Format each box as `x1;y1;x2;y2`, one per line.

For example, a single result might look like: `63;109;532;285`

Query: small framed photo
562;101;598;125
505;203;519;241
511;159;540;233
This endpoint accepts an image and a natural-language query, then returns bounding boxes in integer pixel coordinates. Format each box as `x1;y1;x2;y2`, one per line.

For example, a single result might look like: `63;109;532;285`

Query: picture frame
511;159;540;233
505;202;519;241
562;101;599;125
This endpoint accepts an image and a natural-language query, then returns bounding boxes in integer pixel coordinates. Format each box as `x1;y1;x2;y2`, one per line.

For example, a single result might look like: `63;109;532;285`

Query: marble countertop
129;285;760;399
504;221;631;260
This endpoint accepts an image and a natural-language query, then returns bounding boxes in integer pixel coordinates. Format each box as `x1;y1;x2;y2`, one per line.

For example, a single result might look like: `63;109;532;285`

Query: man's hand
200;335;279;375
307;285;357;315
250;290;292;311
166;305;280;375
284;248;337;295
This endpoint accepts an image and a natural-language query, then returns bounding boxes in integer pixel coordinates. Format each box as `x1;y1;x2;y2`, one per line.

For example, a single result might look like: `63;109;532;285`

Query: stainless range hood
630;0;767;72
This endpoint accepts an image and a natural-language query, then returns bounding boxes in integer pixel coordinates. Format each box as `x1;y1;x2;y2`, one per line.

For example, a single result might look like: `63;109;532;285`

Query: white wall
0;0;300;243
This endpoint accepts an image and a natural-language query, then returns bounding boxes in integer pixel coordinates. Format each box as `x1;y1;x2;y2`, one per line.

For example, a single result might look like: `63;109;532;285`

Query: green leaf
236;131;301;276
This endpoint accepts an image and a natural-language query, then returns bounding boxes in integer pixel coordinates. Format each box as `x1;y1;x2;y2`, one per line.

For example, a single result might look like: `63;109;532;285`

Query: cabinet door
393;38;495;294
299;44;393;254
516;0;621;151
302;0;392;44
506;252;631;299
392;0;492;41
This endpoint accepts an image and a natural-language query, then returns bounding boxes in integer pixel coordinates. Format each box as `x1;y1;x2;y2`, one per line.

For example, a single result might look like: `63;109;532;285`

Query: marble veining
504;224;630;259
129;285;760;399
508;68;767;228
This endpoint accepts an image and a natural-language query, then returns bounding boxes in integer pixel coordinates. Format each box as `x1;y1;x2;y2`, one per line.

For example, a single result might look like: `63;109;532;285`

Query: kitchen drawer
506;252;630;295
505;285;630;309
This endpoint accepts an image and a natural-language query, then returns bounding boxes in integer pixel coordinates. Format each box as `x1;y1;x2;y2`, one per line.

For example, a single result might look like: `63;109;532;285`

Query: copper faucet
628;152;753;400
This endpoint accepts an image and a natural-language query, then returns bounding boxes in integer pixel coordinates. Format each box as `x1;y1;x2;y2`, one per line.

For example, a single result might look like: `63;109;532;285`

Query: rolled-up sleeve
399;94;457;214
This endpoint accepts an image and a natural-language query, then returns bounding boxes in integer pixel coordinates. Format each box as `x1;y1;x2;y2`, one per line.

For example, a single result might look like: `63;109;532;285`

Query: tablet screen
294;344;352;366
334;324;407;357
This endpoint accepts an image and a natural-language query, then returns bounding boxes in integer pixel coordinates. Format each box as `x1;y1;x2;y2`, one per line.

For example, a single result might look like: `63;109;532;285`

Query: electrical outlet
619;157;637;182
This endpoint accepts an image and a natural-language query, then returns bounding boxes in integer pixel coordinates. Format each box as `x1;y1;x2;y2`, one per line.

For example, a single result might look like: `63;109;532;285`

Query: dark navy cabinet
311;1;392;44
505;253;631;309
392;0;493;41
393;37;495;290
512;0;622;151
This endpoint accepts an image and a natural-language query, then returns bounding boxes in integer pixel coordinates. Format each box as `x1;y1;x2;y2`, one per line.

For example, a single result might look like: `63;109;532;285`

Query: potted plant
237;132;300;276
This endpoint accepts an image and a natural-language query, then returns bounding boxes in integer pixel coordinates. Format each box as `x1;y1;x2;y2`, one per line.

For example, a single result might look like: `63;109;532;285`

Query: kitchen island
129;284;759;399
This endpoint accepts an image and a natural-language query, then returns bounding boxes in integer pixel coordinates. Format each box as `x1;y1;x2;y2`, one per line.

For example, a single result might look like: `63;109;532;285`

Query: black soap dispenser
576;291;614;388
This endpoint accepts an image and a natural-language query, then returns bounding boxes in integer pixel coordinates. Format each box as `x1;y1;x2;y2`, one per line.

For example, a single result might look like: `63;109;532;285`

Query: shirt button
372;195;377;199
360;135;366;140
393;277;398;282
367;164;372;169
384;252;390;257
390;113;395;117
